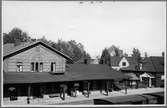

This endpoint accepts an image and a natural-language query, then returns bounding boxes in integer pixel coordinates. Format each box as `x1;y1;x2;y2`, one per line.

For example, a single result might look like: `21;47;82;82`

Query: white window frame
122;62;126;66
39;62;43;72
31;62;35;72
161;75;164;80
16;62;23;72
51;62;56;72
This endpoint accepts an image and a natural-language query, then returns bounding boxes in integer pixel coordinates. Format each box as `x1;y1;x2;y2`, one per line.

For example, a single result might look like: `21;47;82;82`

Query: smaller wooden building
119;57;164;88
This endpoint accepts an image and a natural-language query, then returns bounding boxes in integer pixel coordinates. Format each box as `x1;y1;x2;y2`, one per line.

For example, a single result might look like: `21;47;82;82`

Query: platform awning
3;72;73;84
4;64;129;84
140;72;155;78
125;73;140;81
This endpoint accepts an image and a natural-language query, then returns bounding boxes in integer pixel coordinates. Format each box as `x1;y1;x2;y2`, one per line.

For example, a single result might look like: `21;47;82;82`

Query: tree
96;55;100;60
132;48;142;63
107;45;123;57
51;39;91;62
39;36;48;43
3;27;91;62
123;53;128;57
99;48;111;66
3;27;31;46
144;52;148;58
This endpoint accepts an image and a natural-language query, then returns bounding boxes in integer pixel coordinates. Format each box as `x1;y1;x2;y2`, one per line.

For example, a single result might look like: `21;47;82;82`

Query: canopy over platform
140;72;155;78
125;73;140;81
4;64;129;84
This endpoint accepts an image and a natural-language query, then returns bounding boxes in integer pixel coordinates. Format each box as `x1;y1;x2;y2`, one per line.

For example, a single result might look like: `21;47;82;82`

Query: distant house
110;56;137;71
3;40;127;103
110;56;164;88
120;56;164;88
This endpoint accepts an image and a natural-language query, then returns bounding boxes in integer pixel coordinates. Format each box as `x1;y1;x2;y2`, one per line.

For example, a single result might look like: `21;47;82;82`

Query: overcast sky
2;1;166;58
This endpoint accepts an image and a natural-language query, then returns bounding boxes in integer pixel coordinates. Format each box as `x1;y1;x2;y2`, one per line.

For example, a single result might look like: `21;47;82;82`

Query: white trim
140;72;155;78
119;57;129;68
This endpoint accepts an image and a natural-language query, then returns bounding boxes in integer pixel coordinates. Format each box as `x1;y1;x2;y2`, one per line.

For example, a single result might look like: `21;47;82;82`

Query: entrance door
142;77;149;87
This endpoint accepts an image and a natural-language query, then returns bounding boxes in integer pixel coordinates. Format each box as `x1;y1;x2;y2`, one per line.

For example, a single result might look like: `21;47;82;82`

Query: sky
2;1;166;58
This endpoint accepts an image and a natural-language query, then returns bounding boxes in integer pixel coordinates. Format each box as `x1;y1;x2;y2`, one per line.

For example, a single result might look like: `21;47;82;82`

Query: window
139;63;143;70
122;62;126;66
16;62;23;72
31;62;43;72
51;62;56;72
31;62;34;72
35;62;39;72
161;75;164;80
39;62;43;72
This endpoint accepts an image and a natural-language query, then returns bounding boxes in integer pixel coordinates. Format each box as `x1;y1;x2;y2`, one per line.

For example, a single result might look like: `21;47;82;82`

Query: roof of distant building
110;56;122;66
121;56;164;73
150;56;164;73
110;56;137;66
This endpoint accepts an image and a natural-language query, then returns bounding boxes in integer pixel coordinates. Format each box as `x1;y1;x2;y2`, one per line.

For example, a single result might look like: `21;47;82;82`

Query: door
142;77;149;87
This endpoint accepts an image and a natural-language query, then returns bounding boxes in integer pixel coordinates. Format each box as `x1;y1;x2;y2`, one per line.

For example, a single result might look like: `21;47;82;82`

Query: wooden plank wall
3;45;66;72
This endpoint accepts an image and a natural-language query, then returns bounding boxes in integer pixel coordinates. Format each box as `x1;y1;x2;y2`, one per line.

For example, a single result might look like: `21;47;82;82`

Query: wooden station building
3;41;128;103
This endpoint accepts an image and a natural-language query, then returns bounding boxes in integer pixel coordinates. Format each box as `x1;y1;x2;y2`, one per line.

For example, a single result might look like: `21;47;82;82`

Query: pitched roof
110;56;122;66
121;56;164;73
141;57;157;72
150;56;164;73
126;57;138;65
125;73;139;80
110;56;137;66
67;64;128;81
3;72;72;84
4;64;128;84
3;43;14;55
3;41;73;62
